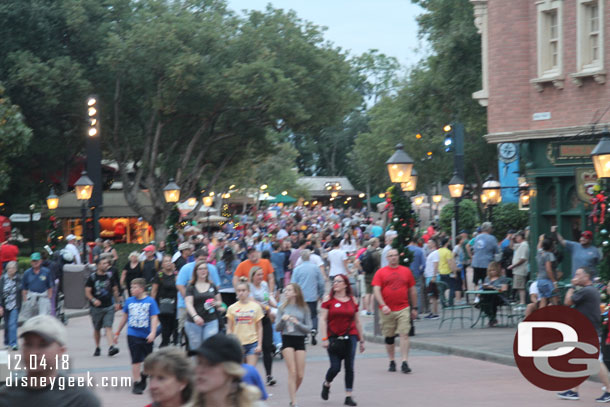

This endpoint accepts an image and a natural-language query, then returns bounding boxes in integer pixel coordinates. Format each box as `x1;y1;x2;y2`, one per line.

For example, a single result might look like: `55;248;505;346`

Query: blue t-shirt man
22;266;54;293
407;244;425;278
270;251;286;281
123;295;160;338
472;232;499;269
176;261;220;309
564;232;601;277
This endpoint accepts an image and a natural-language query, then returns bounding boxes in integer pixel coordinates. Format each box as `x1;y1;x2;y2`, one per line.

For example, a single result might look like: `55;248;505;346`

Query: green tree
0;84;32;194
439;199;480;234
490;203;529;239
349;0;496;205
388;185;416;266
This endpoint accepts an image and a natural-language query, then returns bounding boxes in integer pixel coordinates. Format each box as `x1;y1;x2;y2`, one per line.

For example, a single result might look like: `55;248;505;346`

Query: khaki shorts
380;306;411;337
513;274;527;290
364;274;374;294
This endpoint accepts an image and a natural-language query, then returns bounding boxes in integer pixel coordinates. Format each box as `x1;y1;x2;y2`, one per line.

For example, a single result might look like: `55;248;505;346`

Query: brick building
472;0;609;277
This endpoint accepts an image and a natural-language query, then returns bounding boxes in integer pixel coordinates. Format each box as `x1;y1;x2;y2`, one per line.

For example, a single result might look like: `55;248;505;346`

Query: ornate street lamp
400;169;418;192
482;175;501;220
46;188;59;210
386;143;414;183
448;173;465;199
163;178;181;203
591;128;610;179
74;171;94;262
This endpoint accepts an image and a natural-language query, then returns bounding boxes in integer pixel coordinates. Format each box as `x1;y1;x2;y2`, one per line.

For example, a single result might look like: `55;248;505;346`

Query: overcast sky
226;0;426;69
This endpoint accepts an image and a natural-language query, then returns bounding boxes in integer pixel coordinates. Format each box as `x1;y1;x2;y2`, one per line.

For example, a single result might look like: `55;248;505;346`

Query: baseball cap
178;242;193;251
188;333;243;364
66;234;76;241
20;315;67;345
581;231;593;240
143;245;156;252
30;252;41;261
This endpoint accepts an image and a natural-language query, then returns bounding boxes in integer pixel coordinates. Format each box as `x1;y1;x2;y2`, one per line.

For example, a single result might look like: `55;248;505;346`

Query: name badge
335;303;341;308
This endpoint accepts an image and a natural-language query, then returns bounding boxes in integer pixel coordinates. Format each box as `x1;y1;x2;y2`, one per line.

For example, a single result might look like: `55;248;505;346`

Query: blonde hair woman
143;347;194;407
227;279;264;365
190;334;265;407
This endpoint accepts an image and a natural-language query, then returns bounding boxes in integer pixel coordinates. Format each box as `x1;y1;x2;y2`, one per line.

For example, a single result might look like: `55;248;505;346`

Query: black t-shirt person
85;272;117;308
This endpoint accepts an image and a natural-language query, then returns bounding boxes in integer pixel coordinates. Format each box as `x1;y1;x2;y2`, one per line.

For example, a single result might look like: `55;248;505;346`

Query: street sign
9;213;41;222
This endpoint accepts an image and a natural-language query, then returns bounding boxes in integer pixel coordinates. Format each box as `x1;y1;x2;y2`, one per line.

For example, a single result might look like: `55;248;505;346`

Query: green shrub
490;202;529;239
439;199;479;235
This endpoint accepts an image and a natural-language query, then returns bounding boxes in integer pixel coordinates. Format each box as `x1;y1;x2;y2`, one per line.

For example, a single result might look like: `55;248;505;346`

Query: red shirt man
371;248;417;374
232;248;275;293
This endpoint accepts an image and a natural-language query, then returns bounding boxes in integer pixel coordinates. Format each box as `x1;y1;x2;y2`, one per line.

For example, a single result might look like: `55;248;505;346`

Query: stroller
43;248;71;325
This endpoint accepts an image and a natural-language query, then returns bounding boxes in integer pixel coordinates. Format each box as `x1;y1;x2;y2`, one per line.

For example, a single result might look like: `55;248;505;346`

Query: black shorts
281;335;306;351
127;335;153;364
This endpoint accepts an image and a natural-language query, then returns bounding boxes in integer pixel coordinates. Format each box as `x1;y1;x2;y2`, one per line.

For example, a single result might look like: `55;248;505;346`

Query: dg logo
513;306;600;391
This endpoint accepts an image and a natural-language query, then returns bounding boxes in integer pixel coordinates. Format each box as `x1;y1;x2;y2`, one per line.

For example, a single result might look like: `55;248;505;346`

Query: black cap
188;333;243;364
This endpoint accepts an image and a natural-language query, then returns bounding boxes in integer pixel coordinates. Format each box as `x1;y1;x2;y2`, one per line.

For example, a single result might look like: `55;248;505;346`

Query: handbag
158;297;176;315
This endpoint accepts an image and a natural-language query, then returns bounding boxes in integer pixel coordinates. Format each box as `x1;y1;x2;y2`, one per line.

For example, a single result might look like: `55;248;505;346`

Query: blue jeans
184;319;219;351
325;335;358;392
4;308;19;347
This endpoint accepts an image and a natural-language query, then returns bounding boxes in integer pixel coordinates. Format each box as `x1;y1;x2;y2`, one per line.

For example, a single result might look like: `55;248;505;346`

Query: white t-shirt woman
327;249;348;277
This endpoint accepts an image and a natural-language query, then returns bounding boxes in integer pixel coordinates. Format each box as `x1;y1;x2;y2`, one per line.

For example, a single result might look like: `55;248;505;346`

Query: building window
572;0;605;85
532;0;564;91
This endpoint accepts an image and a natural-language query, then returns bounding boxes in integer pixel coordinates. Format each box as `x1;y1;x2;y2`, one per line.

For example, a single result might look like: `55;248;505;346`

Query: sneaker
93;347;101;357
473;297;480;304
344;396;357;406
311;333;317;346
132;381;144;395
557;390;579;400
11;345;18;351
424;314;434;320
596;392;610;403
321;382;330;400
388;360;396;372
266;375;277;386
108;346;119;356
360;310;368;316
140;374;148;390
429;314;440;320
401;361;411;374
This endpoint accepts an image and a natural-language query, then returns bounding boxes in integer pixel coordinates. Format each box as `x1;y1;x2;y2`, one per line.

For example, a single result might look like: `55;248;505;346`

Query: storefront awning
55;191;155;218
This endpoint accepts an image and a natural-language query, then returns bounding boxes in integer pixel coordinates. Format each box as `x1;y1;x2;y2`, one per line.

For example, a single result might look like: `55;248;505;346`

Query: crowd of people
1;202;608;406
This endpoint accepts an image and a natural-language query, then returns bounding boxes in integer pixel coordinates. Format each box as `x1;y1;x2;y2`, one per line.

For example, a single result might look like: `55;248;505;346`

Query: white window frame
536;0;563;80
572;0;605;79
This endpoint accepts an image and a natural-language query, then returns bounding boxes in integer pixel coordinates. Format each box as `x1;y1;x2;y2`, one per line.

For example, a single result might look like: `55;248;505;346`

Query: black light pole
449;173;464;243
482;175;501;222
74;171;94;263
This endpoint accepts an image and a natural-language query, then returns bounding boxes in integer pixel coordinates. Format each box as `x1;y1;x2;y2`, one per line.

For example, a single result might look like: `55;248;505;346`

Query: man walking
85;257;121;357
507;230;529;304
21;253;54;317
372;249;417;374
291;249;325;345
407;239;426;317
557;268;610;402
64;234;82;264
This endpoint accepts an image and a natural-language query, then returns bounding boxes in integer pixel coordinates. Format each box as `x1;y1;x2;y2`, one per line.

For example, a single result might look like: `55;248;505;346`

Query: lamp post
448;173;464;246
386;144;414;183
400;169;418;194
432;194;442;217
591;129;610;179
74;171;94;263
46;188;59;211
482;175;501;221
163;178;181;204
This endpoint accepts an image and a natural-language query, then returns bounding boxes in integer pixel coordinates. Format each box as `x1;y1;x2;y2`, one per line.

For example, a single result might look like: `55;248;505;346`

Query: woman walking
151;255;178;347
184;260;223;351
249;266;278;386
319;274;365;406
275;283;312;407
217;247;240;307
121;251;142;297
227;279;264;366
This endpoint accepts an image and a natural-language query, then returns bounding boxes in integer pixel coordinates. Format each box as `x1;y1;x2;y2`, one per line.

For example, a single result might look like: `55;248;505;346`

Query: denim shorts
537;279;554;299
243;341;258;356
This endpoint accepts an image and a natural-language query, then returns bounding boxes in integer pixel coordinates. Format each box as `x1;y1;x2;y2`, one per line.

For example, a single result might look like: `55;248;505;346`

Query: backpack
359;249;376;275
